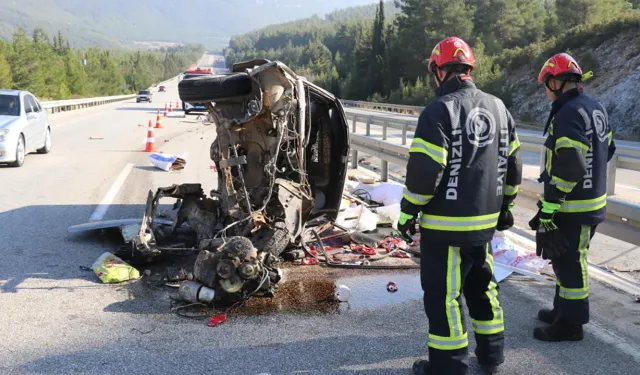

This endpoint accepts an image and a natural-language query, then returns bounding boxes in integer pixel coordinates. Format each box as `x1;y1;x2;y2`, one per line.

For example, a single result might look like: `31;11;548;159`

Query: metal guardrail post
365;118;371;136
382;121;388;140
402;122;408;145
539;147;546;173
608;155;617;196
352;117;357;133
350;150;358;170
381;160;389;182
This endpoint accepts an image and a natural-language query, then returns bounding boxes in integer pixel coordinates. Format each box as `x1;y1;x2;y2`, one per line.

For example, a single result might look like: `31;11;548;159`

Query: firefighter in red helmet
530;53;615;341
397;36;522;375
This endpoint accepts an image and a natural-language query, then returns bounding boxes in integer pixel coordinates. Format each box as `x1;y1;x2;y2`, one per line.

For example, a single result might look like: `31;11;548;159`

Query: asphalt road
344;107;640;203
1;79;640;375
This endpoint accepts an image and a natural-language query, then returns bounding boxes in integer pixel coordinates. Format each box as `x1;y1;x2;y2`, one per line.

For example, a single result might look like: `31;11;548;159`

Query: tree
370;0;389;96
10;28;45;95
0;55;13;88
556;0;633;28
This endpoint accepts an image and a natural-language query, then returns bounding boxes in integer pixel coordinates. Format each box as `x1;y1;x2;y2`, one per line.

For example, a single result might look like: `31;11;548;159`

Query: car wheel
251;221;289;257
9;134;25;168
178;73;253;103
37;127;52;154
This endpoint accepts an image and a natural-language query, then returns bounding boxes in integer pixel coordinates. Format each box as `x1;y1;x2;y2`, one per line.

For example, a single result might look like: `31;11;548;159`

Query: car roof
0;90;23;96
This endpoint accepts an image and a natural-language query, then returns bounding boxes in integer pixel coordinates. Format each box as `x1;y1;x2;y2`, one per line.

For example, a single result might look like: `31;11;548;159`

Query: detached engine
192;237;282;304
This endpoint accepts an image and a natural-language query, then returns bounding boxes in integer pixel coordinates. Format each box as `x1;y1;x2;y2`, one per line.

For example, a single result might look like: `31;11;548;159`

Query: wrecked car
178;59;350;254
69;60;350;304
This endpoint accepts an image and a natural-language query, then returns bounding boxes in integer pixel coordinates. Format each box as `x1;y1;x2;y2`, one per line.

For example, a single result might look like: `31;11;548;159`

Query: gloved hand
397;211;417;244
496;203;514;231
533;200;570;259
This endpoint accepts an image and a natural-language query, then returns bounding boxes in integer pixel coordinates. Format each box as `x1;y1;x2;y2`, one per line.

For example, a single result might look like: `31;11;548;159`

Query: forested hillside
226;0;640;138
0;28;203;100
0;0;380;48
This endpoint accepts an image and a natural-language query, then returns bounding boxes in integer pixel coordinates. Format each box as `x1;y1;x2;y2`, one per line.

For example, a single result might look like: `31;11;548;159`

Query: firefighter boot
533;322;584;342
537;308;555;324
480;364;498;375
412;360;431;375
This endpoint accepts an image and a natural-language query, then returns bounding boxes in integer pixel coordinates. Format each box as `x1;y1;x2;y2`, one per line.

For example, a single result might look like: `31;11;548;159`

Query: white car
0;90;52;167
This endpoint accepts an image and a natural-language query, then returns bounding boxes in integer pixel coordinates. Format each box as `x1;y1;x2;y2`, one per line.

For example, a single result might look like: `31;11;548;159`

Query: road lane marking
618;183;640;191
88;163;134;222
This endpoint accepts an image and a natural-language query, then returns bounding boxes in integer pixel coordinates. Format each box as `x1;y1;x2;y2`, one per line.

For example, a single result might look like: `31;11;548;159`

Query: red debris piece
349;243;376;256
377;236;410;253
302;257;319;265
207;313;227;327
635;295;640;303
210;165;218;172
387;281;398;293
308;245;317;257
394;250;411;258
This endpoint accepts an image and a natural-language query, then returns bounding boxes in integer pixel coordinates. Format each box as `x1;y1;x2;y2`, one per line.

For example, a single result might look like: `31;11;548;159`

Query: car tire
178;73;253;103
251;221;290;257
37;127;52;154
9;134;25;168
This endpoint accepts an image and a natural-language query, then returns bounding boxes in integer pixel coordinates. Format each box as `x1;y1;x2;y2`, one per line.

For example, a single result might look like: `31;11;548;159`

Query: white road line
88;163;134;222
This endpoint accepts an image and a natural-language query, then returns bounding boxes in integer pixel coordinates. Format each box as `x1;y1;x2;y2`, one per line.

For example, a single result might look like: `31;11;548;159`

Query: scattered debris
78;265;92;272
335;285;351;302
635;295;640;303
207;313;228;327
144;269;152;277
178;280;216;303
131;327;156;335
88;136;104;140
91;252;140;283
387;281;398;293
149;152;187;171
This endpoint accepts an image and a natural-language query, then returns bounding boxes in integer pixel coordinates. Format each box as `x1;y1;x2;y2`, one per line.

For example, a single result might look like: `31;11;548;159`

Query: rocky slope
506;28;640;140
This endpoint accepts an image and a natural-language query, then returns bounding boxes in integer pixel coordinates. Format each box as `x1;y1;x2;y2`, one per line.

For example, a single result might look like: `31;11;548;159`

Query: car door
31;97;47;147
22;95;40;152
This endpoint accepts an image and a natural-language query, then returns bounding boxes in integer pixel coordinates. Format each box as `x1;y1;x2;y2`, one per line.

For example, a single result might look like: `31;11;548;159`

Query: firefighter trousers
420;240;505;375
550;222;597;326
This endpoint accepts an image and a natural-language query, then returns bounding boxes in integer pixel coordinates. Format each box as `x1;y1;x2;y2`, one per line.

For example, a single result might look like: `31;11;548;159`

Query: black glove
496;203;514;231
532;200;570;260
397;211;417;244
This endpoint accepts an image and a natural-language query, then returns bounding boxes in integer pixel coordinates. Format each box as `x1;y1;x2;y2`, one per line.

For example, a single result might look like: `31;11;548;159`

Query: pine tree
10;28;45;95
0;55;13;88
370;0;389;96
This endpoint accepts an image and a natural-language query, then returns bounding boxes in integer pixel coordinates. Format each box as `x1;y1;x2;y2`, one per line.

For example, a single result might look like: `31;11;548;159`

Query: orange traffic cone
145;122;156;152
155;110;163;129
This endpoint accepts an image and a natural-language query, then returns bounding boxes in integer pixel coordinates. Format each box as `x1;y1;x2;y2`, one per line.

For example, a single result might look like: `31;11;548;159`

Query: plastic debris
207;313;227;327
149;152;188;171
387;281;398;293
336;205;379;232
335;284;351;302
301;257;319;265
91;252;140;284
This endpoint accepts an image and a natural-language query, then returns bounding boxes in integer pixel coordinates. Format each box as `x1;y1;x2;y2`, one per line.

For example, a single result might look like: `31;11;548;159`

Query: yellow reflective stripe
555;136;590;155
420;212;500;231
402;187;432;206
545;147;552;175
608;131;613;146
445;246;464;340
509;134;521;156
504;185;519;196
559;194;607;213
471;319;504;335
428;332;468;350
559;225;590;300
409;137;448;166
484;244;504;329
551;175;577;193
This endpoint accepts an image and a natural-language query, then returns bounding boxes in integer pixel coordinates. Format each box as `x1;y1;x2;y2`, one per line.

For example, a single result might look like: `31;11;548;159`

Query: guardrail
345;112;640;197
348;130;640;246
42;94;137;114
341;99;423;116
41;76;179;115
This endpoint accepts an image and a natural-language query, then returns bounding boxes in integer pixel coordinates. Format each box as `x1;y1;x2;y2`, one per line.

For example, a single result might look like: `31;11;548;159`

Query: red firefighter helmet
537;53;583;84
428;37;475;72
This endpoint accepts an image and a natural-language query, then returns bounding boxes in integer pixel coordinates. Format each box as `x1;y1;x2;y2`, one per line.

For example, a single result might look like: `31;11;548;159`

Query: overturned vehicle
113;60;349;304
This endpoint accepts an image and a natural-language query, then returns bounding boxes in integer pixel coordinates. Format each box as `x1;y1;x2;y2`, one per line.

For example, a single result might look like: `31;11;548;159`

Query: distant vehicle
158;86;166;92
136;89;153;103
0;90;52;167
180;68;214;114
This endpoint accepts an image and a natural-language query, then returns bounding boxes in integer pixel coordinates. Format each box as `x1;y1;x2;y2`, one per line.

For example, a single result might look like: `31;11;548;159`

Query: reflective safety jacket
539;88;616;225
400;76;523;246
